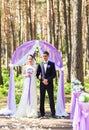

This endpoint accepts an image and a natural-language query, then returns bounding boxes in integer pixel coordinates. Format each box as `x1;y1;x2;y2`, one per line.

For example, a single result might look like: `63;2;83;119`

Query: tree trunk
0;0;3;84
68;0;72;81
18;0;22;44
4;0;12;68
72;0;84;85
34;0;37;39
51;0;55;46
29;0;33;39
86;0;89;72
46;0;52;43
25;0;30;41
56;0;60;50
63;0;71;82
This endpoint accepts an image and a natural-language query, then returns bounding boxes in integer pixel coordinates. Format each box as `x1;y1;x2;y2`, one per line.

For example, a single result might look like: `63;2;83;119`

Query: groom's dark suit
36;61;56;116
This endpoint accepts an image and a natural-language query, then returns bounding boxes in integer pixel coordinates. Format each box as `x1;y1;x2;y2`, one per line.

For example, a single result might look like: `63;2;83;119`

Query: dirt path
0;95;73;130
0;115;72;130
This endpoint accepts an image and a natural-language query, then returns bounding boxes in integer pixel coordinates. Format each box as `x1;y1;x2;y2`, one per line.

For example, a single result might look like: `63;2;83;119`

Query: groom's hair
43;51;49;56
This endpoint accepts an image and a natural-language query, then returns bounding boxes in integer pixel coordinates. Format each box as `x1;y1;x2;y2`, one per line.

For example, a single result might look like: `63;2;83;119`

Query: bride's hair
28;54;34;59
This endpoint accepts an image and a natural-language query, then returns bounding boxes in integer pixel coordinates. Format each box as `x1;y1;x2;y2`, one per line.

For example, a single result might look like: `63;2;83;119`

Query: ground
0;95;73;130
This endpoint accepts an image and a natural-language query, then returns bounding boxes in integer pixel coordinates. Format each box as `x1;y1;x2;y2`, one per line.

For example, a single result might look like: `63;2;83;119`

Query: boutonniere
47;65;51;68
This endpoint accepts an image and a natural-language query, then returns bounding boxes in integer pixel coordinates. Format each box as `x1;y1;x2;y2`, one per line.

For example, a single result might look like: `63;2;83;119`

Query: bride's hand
26;74;30;78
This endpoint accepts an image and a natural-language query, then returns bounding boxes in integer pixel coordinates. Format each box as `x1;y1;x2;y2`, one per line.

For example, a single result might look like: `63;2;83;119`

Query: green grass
64;82;71;94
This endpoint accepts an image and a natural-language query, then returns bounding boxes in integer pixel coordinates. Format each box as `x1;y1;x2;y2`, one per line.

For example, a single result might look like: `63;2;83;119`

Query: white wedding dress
14;65;38;118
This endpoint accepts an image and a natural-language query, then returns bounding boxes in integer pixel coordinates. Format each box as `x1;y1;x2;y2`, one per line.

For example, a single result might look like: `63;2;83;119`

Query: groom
36;51;56;118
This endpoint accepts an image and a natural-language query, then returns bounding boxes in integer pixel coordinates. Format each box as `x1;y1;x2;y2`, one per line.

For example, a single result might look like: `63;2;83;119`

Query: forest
0;0;89;94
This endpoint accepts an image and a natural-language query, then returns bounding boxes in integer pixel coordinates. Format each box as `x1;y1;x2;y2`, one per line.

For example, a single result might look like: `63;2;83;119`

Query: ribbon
80;111;89;130
27;77;31;104
82;111;89;118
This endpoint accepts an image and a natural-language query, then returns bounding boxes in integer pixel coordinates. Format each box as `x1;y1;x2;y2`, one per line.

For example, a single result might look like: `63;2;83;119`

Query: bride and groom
14;51;56;118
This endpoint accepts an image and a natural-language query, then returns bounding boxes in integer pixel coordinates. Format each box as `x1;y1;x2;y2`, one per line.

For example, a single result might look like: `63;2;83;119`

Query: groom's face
43;54;49;61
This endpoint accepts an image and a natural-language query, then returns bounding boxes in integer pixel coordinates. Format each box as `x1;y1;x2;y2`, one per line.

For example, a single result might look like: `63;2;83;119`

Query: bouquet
71;78;83;92
27;68;33;74
79;93;89;102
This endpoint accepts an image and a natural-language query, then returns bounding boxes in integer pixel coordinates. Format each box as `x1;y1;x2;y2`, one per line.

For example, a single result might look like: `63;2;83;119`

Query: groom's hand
38;75;41;80
42;79;48;85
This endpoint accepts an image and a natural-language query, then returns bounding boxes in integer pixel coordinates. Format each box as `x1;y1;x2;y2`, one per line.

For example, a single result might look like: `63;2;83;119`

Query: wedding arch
0;40;67;116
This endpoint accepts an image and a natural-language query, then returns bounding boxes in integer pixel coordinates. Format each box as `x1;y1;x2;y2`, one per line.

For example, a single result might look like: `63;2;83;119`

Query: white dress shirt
44;61;48;72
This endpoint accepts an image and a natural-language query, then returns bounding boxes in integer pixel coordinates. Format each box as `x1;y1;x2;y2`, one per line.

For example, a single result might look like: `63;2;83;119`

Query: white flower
79;94;85;102
9;63;14;68
79;93;89;102
71;78;83;92
60;67;64;71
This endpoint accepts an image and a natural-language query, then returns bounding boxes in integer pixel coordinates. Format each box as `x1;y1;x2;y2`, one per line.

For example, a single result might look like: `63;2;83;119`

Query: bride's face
27;56;33;64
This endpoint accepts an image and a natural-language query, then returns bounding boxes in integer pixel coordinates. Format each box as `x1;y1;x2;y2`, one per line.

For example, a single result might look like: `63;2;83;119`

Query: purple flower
47;65;51;68
27;68;33;74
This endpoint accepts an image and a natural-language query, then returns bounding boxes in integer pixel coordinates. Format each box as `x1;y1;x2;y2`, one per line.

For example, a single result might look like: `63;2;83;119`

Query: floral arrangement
71;78;84;92
79;93;89;102
27;68;33;74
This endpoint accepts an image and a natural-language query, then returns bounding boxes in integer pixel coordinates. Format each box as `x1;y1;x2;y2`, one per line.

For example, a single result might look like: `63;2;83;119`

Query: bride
14;55;38;118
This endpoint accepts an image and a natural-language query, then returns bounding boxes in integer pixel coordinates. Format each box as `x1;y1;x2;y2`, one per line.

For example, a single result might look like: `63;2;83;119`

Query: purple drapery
7;40;36;115
39;41;63;67
0;40;65;116
12;40;36;64
7;67;16;112
73;100;89;130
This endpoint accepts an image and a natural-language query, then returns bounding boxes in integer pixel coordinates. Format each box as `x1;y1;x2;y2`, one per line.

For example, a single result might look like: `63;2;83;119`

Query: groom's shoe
38;114;45;118
52;115;57;119
38;114;47;119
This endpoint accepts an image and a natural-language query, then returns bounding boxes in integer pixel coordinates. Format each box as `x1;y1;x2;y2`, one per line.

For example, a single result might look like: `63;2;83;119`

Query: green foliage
0;94;4;99
0;67;89;107
64;82;71;94
84;95;89;102
15;93;21;104
2;67;9;88
84;77;89;91
37;34;41;40
0;88;8;95
61;38;66;54
15;75;23;90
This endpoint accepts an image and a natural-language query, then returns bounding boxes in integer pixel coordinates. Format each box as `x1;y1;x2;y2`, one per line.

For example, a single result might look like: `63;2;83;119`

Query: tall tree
29;0;33;39
86;0;89;71
0;0;3;84
25;0;30;41
46;0;52;43
63;0;71;82
4;0;12;68
72;0;84;85
56;0;60;50
51;0;55;46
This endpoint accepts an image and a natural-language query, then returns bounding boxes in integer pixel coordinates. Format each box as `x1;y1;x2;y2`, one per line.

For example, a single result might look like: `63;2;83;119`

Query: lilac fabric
39;41;63;68
7;67;16;111
73;100;89;130
27;77;31;104
70;91;82;119
12;40;36;64
0;40;66;116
